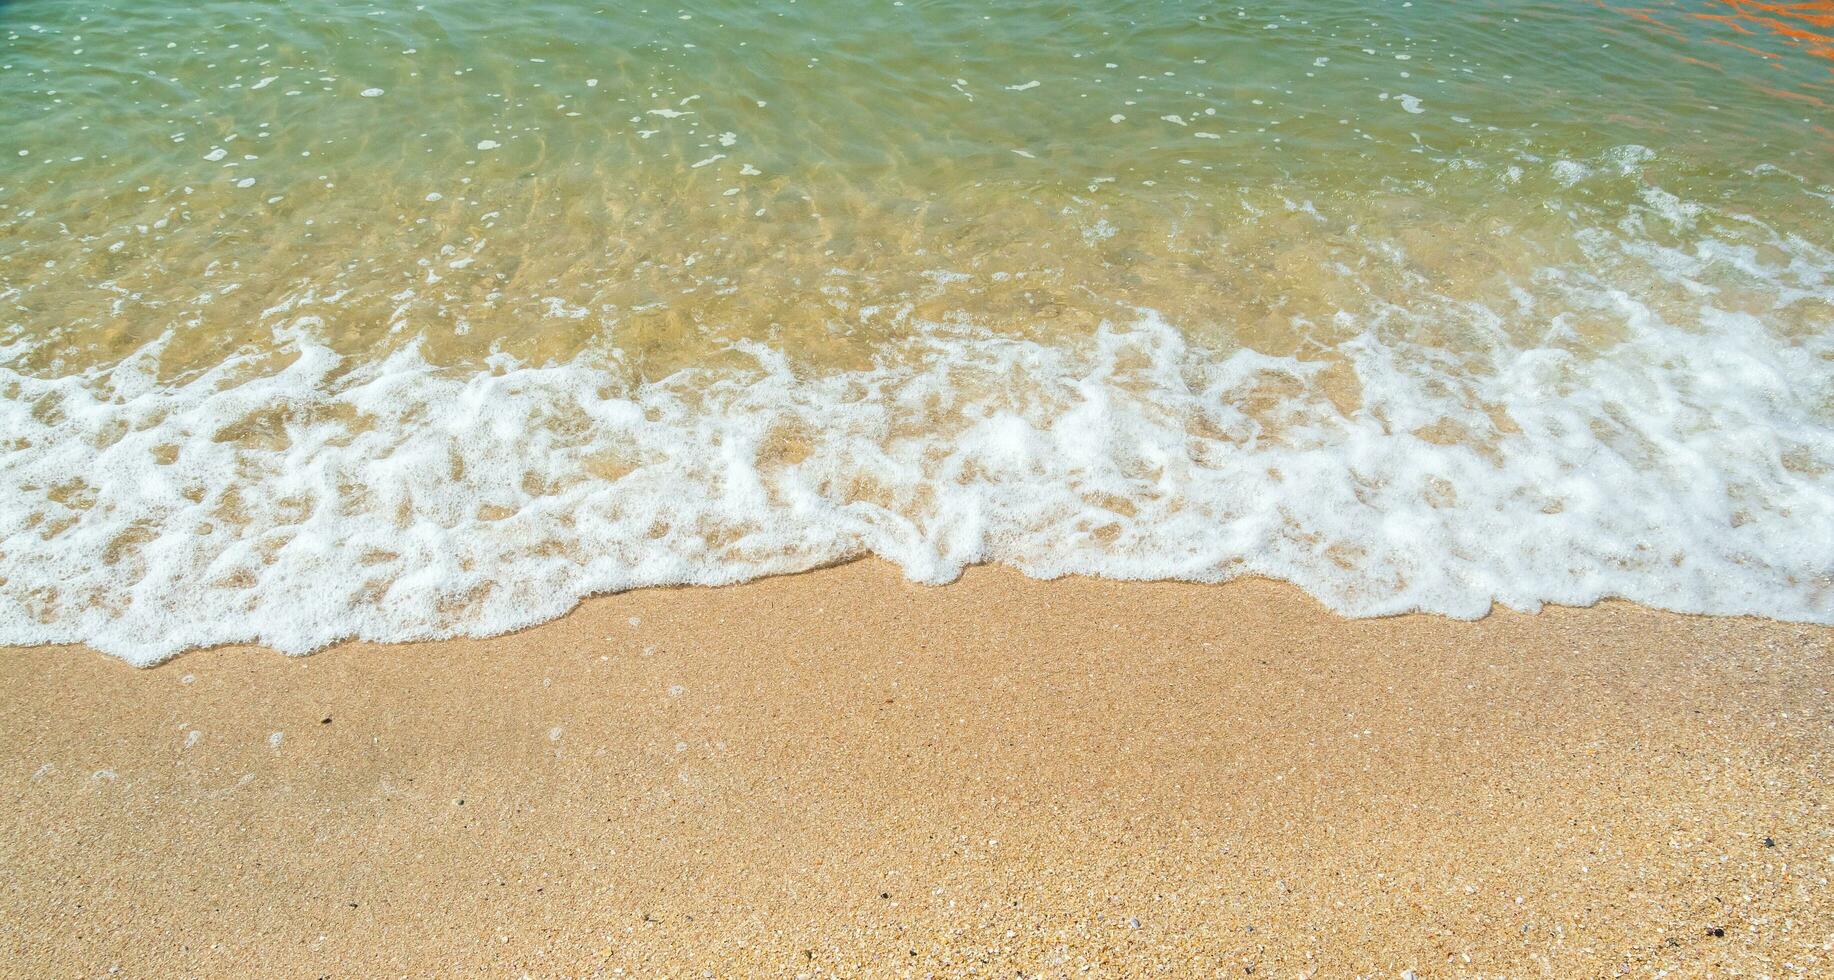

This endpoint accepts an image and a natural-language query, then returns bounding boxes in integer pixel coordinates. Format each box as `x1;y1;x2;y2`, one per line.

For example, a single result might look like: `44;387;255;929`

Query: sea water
2;0;1831;663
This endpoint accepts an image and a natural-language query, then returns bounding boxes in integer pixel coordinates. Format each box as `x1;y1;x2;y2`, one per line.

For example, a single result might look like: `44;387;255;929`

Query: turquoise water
2;0;1832;662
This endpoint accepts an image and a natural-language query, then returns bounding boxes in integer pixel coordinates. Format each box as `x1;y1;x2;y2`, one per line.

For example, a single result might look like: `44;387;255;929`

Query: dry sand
3;561;1832;977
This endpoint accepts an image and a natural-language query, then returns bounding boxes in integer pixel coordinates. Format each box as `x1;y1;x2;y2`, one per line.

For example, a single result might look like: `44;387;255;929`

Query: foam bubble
3;326;1830;664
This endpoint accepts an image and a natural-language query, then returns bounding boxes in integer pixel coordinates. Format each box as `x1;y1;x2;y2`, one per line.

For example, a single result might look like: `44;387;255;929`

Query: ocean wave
3;279;1831;664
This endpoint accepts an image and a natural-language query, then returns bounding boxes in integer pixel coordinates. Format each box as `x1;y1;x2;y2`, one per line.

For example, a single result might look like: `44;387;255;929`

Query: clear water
3;0;1832;662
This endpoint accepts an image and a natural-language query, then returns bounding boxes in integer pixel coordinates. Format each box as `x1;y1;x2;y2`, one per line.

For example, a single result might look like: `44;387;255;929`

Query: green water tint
2;0;1830;385
6;1;1834;661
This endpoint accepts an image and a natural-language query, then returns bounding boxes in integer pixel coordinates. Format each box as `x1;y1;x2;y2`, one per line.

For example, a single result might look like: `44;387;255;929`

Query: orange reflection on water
1693;1;1834;64
1599;0;1834;115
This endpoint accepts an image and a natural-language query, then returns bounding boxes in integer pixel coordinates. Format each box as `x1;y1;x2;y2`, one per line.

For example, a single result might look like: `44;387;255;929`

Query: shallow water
3;0;1832;662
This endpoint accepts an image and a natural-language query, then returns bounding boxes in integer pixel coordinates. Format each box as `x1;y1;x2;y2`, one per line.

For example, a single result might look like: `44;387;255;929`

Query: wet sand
3;561;1831;977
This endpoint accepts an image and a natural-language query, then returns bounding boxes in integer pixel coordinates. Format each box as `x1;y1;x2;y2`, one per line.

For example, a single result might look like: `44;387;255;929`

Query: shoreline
5;561;1832;975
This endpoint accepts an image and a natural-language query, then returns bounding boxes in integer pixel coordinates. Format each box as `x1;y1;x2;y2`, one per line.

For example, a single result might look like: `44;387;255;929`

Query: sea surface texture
3;0;1832;663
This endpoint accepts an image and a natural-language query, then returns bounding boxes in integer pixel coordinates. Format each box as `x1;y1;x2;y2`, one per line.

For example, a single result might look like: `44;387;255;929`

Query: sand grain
3;563;1831;976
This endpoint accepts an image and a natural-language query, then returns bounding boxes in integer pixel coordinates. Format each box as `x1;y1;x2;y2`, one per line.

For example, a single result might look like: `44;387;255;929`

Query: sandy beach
4;562;1830;976
6;0;1834;974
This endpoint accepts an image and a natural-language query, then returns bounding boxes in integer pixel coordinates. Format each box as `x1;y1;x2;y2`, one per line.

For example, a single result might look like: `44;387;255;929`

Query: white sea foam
1;317;1830;663
2;178;1831;665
